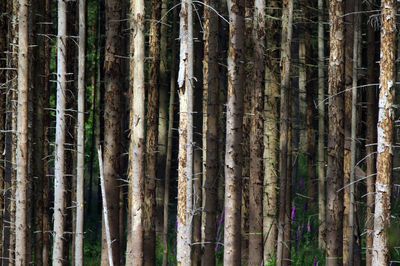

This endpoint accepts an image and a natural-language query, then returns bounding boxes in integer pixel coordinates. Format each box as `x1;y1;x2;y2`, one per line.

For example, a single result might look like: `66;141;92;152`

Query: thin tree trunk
326;0;345;265
224;0;245;264
201;0;218;264
365;2;377;265
52;0;68;263
263;0;280;260
277;0;293;265
162;4;177;265
143;1;161;264
317;0;326;250
129;0;145;264
102;0;123;265
372;0;396;264
248;0;265;264
75;0;86;263
15;0;29;264
177;0;194;263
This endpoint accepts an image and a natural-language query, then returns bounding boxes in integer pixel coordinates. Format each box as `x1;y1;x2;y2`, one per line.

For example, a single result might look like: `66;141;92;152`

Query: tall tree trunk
177;0;194;264
162;4;177;265
15;0;29;264
102;0;123;265
365;1;377;265
372;0;396;264
143;1;161;264
128;0;145;264
201;0;218;264
52;0;68;264
277;0;293;265
263;0;280;260
317;0;326;250
75;0;86;264
343;1;354;263
326;0;345;265
248;0;265;264
224;0;244;264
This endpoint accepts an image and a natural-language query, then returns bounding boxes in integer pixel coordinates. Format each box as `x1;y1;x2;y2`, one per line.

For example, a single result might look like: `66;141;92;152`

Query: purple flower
304;201;308;211
290;205;295;224
299;178;304;187
313;257;317;266
307;222;311;233
296;231;300;241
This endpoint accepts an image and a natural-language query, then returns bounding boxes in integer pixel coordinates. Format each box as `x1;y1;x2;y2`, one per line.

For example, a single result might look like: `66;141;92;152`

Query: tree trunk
317;0;326;250
128;0;145;264
201;0;218;264
365;2;377;265
326;0;345;265
263;0;280;260
75;0;86;264
52;0;68;264
224;0;244;264
162;4;177;265
143;1;161;264
277;0;293;265
248;0;265;264
372;0;396;264
102;0;123;265
177;0;194;264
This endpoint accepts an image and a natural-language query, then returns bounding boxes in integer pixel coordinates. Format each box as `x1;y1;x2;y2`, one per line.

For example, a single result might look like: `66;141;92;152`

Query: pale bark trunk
201;0;218;264
224;0;245;264
317;0;326;250
52;0;68;264
348;1;359;264
177;0;194;264
15;0;29;264
248;0;265;264
277;0;293;265
263;0;280;260
326;0;345;265
162;4;177;265
372;0;396;264
102;0;122;265
144;1;161;264
129;0;145;264
365;2;377;265
75;0;86;264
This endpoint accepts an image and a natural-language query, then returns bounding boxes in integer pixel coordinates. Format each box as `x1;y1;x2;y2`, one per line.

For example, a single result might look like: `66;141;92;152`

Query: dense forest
0;0;399;265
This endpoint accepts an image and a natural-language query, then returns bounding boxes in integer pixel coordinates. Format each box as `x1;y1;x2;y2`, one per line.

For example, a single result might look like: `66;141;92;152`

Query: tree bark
317;0;326;250
248;0;265;264
177;0;194;264
102;0;123;264
263;0;280;260
52;0;68;264
201;0;218;264
372;0;396;264
326;0;345;265
277;0;293;265
143;1;161;264
75;0;86;264
224;0;245;264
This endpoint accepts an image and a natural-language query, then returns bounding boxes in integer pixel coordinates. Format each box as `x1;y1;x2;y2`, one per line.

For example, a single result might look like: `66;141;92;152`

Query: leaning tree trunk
263;0;280;260
277;0;293;265
248;0;265;264
176;0;194;264
365;2;377;265
326;0;345;265
372;0;396;264
52;0;68;264
15;0;29;264
144;1;161;264
201;0;219;264
317;0;326;250
102;0;123;265
224;0;245;264
75;0;86;264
